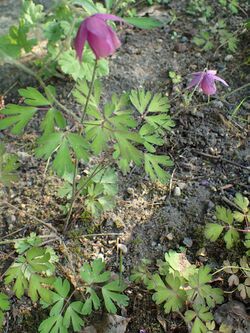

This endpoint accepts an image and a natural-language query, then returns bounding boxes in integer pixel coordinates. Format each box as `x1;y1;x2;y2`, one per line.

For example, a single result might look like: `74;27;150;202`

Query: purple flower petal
106;25;121;49
201;74;216;95
85;16;110;37
187;72;204;89
75;13;123;60
207;70;217;75
213;75;229;86
74;22;87;60
87;31;114;59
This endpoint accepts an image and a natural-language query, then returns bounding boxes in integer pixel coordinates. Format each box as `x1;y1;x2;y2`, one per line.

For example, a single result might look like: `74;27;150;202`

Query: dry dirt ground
0;0;249;332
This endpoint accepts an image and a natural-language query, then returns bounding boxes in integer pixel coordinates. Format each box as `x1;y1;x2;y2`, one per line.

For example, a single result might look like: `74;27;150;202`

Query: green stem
64;59;98;233
212;265;250;276
80;59;98;123
0;234;56;245
119;249;123;284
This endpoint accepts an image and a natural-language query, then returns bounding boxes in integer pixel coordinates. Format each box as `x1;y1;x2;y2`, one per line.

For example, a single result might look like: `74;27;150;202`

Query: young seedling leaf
223;228;240;249
81;287;100;315
80;258;110;284
216;206;233;225
63;301;85;332
148;273;186;313
102;280;129;314
144;153;173;183
38;314;66;333
204;223;224;242
130;89;152;114
234;193;249;213
187;266;224;307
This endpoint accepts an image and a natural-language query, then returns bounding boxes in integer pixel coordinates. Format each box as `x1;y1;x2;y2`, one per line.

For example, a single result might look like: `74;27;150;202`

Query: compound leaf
148;273;186;313
187;266;224;308
38;314;67;333
81;288;100;315
204;223;224;242
18;87;50;106
80;258;110;285
102;280;129;314
223;228;239;249
63;301;84;332
216;206;233;225
0;104;37;134
144;153;173;183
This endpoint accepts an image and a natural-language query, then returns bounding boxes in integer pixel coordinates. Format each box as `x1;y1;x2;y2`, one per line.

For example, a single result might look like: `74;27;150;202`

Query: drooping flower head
74;13;124;61
188;69;228;95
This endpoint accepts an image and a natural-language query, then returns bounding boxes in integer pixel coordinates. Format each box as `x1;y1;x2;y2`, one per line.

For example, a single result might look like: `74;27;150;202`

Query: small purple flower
188;69;228;95
74;13;124;61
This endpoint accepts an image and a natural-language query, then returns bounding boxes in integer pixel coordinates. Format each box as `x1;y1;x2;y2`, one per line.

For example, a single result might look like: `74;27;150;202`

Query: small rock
7;215;16;224
16;151;30;161
178;182;187;190
208;200;215;209
166;233;174;240
212;100;224;109
174;186;181;197
225;54;233;61
243;101;250;110
210;186;217;192
174;43;187;53
248;176;250;185
180;36;188;43
191;109;204;118
183;237;193;248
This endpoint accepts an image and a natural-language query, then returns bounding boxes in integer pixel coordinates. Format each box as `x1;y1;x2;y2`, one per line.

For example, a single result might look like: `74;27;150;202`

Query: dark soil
0;1;249;333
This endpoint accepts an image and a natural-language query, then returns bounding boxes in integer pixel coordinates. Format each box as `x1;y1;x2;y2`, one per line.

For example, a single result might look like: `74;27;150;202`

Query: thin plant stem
80;59;98;123
0;234;57;245
64;59;98;232
212;266;250;276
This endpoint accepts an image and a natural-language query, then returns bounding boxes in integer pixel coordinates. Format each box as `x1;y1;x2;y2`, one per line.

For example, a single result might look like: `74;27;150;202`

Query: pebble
225;54;233;61
174;186;181;197
183;237;193;248
180;36;189;43
243;102;250;110
174;43;187;53
16;151;31;161
208;200;215;209
191;109;204;118
178;182;187;190
166;233;174;240
248;176;250;185
7;215;16;224
212;100;224;109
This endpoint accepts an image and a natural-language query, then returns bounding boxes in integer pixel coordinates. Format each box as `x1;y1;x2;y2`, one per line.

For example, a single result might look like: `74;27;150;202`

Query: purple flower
188;70;228;95
74;13;124;61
